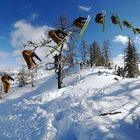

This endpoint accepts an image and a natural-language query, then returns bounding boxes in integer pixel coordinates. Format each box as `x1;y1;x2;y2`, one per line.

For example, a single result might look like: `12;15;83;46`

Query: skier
73;17;87;29
122;20;133;29
111;15;120;24
133;28;140;34
1;73;14;93
95;13;104;24
111;14;123;30
22;49;42;69
48;29;68;44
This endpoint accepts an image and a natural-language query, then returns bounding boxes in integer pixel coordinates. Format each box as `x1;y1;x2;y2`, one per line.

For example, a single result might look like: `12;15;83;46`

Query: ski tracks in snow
1;68;140;139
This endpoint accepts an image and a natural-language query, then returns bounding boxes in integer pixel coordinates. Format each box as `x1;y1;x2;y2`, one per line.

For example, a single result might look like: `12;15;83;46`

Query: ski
118;22;123;30
50;32;72;54
102;12;106;32
79;15;91;37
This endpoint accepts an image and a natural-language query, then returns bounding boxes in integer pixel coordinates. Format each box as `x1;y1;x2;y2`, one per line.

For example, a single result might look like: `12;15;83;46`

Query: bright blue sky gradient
0;0;140;66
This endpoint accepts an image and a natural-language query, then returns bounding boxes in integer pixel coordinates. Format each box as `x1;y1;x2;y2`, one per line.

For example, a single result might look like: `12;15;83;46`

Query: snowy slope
0;67;140;140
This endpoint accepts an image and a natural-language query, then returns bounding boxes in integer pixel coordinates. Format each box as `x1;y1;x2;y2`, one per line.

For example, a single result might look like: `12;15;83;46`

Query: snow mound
0;67;140;140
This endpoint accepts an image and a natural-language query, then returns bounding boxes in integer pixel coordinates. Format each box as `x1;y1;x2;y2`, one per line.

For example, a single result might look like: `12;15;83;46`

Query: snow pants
2;79;10;93
22;50;34;69
48;31;62;44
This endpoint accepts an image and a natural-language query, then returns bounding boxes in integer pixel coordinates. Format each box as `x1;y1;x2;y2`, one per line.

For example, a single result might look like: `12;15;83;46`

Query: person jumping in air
122;20;133;29
133;28;140;34
111;14;123;30
73;17;87;29
95;13;104;24
111;15;120;24
48;29;68;44
22;50;42;69
1;73;14;93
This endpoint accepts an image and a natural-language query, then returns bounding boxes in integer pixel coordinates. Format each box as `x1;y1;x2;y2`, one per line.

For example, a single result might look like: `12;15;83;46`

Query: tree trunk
57;45;64;89
58;62;62;89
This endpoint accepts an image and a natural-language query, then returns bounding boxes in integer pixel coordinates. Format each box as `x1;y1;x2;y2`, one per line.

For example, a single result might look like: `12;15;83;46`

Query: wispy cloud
10;20;59;66
0;52;11;59
78;5;91;12
134;35;140;46
17;5;31;11
30;13;39;21
112;54;124;67
113;35;128;45
0;50;23;65
10;20;50;48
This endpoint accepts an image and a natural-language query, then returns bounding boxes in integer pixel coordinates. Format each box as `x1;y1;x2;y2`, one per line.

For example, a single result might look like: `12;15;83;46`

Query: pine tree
102;40;111;68
124;38;139;78
80;40;89;63
90;41;102;66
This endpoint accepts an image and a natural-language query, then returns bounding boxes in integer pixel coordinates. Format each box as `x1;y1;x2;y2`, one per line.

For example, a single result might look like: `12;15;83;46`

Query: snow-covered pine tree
79;40;89;64
18;66;28;87
102;40;111;68
124;38;139;78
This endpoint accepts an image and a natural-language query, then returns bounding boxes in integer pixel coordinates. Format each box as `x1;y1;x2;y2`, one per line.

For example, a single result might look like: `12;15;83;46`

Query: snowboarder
73;17;87;29
1;73;14;93
22;49;42;69
48;29;68;44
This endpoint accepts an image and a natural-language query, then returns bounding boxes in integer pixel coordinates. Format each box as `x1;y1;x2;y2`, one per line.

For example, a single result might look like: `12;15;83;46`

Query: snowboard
79;15;91;37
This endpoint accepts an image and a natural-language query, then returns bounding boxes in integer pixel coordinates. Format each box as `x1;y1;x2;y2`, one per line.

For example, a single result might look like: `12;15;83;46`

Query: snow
0;66;140;140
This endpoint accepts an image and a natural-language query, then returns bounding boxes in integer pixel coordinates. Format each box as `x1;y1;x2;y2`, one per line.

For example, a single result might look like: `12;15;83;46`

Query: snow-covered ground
0;66;140;140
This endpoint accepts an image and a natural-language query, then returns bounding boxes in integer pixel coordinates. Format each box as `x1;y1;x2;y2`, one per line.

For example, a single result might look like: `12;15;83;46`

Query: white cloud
13;49;21;57
112;54;124;67
0;51;19;70
0;52;11;59
10;20;69;66
113;35;128;45
78;5;91;12
10;20;52;48
134;35;140;46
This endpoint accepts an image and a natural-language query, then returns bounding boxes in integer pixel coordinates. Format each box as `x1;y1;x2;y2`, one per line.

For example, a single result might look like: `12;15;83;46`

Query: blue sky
1;0;140;66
